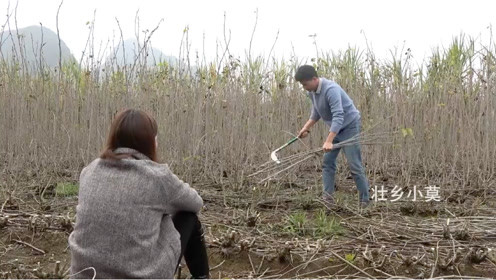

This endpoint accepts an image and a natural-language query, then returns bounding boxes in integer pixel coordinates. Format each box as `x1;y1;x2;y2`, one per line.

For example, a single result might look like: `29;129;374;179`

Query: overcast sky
1;0;495;66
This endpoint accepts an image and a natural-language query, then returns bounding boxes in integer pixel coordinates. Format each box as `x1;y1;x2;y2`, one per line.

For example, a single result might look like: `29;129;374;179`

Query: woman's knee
174;211;197;219
173;212;202;230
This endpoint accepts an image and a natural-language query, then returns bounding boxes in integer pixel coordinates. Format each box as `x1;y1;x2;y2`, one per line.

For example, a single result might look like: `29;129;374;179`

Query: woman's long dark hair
100;108;158;162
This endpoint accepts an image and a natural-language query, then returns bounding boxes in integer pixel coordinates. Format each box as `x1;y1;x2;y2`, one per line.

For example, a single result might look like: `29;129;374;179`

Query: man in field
295;65;370;208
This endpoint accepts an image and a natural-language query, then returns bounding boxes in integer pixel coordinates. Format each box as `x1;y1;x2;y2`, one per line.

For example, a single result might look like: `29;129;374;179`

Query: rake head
271;150;281;164
270;136;299;164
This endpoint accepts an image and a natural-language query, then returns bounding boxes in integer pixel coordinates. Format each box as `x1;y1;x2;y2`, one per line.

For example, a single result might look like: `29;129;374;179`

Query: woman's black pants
172;212;210;279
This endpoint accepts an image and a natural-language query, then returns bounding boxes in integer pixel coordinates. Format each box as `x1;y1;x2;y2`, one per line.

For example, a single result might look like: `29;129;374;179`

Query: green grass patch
284;210;309;236
314;209;345;237
284;209;345;238
345;253;356;264
55;182;79;197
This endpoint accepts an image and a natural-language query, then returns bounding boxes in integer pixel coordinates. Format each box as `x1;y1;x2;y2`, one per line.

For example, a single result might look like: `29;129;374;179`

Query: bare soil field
2;166;496;279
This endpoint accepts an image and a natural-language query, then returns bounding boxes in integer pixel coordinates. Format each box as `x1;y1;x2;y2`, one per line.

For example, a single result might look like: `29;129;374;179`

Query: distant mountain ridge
0;26;182;73
0;25;75;69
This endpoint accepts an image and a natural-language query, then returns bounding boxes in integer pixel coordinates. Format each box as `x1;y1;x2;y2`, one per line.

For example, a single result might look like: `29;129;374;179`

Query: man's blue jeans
322;117;370;202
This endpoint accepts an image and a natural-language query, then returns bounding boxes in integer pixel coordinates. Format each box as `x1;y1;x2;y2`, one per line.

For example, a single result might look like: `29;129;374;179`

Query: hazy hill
0;25;75;70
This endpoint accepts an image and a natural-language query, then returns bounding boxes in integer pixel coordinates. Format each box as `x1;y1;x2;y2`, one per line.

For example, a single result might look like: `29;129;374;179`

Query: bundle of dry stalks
249;122;400;184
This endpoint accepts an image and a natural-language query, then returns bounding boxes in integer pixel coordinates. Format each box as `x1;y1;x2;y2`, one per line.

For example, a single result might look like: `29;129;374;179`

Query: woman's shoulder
80;157;174;181
126;159;177;180
139;160;171;174
79;158;101;178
